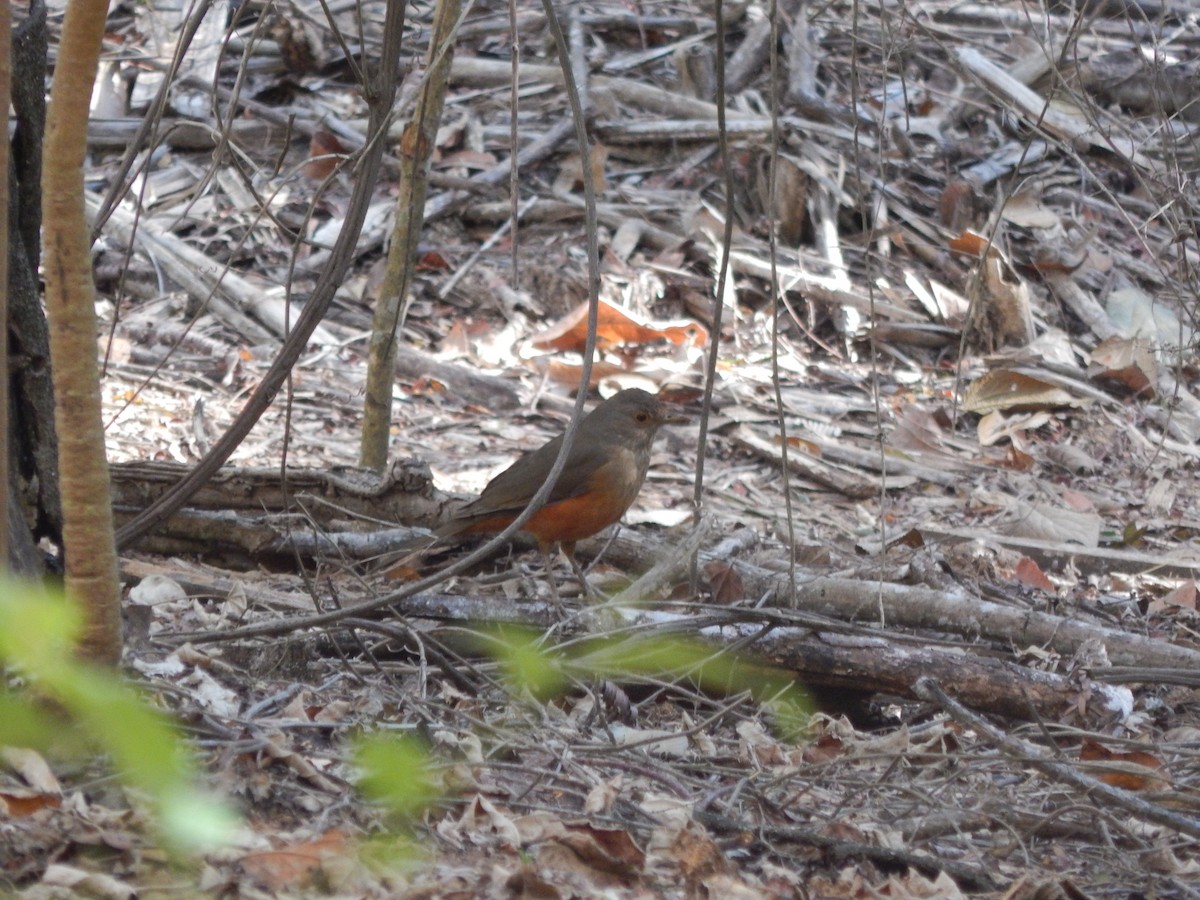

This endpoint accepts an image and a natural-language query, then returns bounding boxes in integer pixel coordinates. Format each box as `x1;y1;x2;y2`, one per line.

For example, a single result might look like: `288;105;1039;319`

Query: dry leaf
939;180;981;231
1000;444;1036;471
1149;579;1199;613
609;725;689;757
531;357;636;390
891;405;949;454
436;149;497;171
1079;739;1168;791
438;795;521;847
0;789;62;817
1043;444;1102;474
669;821;731;884
127;573;187;606
976;409;1052;446
703;560;744;604
557;823;646;873
948;229;989;256
802;734;846;764
1012;557;1055;592
972;243;1035;348
583;777;622;815
963;370;1084;414
553;144;609;194
1;747;61;794
1058;487;1095;512
240;830;349;891
1000;192;1060;229
1000;501;1101;547
610;220;644;261
303;130;348;181
529;299;708;354
1088;336;1156;397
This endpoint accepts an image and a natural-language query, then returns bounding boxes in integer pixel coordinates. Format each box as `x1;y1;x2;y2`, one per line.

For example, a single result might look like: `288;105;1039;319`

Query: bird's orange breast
457;455;646;547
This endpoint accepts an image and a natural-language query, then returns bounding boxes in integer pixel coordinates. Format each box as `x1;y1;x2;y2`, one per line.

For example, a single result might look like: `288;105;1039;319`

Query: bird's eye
636;411;650;423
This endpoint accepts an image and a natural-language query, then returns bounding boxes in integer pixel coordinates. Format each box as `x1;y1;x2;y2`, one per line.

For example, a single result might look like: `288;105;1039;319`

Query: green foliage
352;733;440;869
486;627;813;738
354;734;438;821
353;626;810;829
0;580;236;851
477;625;570;699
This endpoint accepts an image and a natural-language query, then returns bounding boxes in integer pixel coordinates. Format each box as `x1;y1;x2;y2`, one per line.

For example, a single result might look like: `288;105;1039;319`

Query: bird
437;388;686;596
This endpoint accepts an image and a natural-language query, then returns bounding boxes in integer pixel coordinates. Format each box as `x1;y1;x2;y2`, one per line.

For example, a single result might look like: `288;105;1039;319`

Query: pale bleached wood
88;192;338;344
955;47;1152;170
594;531;1200;672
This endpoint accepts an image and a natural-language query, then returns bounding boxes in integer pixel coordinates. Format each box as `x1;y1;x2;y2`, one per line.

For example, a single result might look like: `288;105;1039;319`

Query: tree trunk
41;0;121;663
7;0;59;575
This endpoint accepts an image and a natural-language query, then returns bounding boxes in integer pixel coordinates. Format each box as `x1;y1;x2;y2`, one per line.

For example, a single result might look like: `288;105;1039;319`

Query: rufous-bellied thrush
438;388;686;594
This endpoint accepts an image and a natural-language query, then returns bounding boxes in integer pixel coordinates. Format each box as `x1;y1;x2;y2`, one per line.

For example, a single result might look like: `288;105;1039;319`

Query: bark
361;0;460;469
109;459;448;561
42;0;121;662
8;0;59;572
0;0;11;569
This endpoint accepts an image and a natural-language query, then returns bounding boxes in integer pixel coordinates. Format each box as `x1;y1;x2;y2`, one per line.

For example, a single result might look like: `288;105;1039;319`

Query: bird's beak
660;409;690;426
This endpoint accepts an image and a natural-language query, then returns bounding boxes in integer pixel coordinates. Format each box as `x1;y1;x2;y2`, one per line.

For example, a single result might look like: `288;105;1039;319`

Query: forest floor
9;0;1200;896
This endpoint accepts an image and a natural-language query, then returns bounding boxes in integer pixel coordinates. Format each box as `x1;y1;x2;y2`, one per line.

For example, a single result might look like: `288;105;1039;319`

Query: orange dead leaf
416;249;452;271
669;821;730;883
240;830;349;891
303;130;347;181
408;376;447;397
656;384;704;406
529;299;707;354
891;527;926;549
948;229;989;256
0;791;62;817
781;434;822;456
554;144;610;194
1012;557;1054;592
938;180;979;230
1079;739;1168;791
1027;253;1086;275
383;563;423;582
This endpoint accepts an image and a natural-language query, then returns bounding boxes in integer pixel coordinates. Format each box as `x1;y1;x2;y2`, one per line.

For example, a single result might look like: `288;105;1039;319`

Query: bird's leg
538;541;563;604
561;542;598;598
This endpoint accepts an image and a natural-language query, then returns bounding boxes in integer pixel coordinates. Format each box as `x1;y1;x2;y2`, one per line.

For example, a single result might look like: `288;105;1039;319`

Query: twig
914;677;1200;840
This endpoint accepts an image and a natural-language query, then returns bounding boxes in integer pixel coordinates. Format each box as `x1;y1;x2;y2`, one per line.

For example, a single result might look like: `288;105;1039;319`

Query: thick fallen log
110;459;449;558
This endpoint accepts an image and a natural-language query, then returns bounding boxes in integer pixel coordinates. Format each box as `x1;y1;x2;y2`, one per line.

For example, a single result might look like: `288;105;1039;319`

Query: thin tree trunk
0;0;11;571
360;0;461;470
41;0;121;663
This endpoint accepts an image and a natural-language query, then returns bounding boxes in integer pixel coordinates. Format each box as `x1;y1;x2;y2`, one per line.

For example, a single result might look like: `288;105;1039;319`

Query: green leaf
355;734;438;820
0;578;238;853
